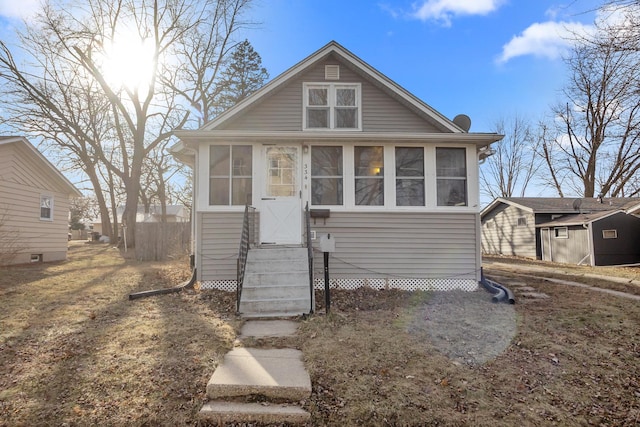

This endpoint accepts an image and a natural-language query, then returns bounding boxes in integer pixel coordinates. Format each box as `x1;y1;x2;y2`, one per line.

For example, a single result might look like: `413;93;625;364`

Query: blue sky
239;0;604;132
0;0;603;132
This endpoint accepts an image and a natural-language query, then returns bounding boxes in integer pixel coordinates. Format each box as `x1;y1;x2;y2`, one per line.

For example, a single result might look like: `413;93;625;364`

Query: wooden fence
134;222;191;261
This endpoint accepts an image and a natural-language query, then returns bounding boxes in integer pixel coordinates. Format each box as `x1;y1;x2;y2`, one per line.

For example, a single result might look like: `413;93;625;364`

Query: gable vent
325;65;340;80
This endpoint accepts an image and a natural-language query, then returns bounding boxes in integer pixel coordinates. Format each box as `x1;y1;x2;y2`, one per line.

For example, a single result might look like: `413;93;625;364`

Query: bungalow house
170;41;503;316
481;197;640;265
0;136;81;265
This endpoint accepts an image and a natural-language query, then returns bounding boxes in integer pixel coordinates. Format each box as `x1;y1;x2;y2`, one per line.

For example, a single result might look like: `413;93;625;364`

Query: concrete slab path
206;347;312;400
239;319;299;338
199;319;312;424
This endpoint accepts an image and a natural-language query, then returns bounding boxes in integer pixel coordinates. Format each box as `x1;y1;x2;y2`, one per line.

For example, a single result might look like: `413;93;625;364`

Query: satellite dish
572;198;582;211
453;114;471;132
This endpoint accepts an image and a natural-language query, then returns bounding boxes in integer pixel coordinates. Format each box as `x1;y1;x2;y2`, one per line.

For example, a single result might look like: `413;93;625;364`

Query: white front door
260;145;302;245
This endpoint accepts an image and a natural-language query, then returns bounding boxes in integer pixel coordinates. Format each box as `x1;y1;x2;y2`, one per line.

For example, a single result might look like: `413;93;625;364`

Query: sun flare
100;32;155;91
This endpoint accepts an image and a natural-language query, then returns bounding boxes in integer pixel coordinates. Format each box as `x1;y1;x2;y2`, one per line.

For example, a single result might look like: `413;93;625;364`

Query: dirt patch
407;291;517;366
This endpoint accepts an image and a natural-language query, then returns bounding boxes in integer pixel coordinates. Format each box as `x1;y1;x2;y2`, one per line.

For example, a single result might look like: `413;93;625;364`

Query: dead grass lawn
2;245;639;426
0;242;239;426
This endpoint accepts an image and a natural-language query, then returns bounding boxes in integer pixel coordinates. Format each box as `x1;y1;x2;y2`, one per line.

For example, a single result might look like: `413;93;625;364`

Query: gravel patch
407;290;517;366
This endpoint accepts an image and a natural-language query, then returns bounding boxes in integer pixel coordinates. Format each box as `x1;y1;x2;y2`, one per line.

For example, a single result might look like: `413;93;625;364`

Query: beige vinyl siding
310;212;480;281
220;54;442;133
481;205;536;258
0;180;72;265
198;212;245;281
198;211;480;282
0;142;77;265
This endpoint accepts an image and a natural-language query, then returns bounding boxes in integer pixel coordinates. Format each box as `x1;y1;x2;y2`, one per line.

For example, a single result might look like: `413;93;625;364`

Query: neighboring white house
116;205;190;224
170;41;502;292
90;205;190;236
0;136;81;265
481;197;640;264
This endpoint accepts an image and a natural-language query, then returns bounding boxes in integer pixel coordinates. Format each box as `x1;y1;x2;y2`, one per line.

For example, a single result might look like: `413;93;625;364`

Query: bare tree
538;122;566;197
600;1;640;52
545;17;640;198
0;0;254;248
480;115;541;200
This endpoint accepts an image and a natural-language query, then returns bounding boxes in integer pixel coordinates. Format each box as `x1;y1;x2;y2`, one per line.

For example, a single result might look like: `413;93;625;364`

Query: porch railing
237;204;256;312
305;202;314;314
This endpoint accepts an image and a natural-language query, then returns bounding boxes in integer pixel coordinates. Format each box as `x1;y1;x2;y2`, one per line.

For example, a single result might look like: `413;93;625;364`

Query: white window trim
309;145;345;207
516;217;527;227
602;229;618;239
208;145;253;206
198;143;479;213
393;146;426;207
309;144;477;212
40;194;53;221
434;146;469;208
302;82;362;131
198;144;256;212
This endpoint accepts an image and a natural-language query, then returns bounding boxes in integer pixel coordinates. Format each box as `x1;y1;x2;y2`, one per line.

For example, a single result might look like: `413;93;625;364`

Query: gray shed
538;211;640;266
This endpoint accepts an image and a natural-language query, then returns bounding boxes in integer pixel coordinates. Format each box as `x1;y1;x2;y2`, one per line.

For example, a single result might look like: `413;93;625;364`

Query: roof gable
0;136;81;197
201;41;461;133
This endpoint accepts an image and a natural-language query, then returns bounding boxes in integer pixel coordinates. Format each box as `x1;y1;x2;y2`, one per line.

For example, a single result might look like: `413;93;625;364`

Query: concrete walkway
485;261;640;301
199;319;312;425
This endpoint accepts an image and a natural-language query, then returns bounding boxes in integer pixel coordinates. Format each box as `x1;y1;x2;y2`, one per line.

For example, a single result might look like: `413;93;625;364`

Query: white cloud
0;0;40;20
497;21;594;64
411;0;504;26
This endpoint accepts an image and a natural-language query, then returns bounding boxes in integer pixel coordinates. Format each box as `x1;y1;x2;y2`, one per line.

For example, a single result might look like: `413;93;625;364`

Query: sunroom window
209;145;252;205
304;83;360;130
311;146;343;205
436;147;467;206
354;146;384;206
395;147;425;206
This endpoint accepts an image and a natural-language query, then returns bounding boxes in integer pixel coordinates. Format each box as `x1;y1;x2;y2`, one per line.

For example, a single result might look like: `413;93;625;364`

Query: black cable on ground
128;267;197;300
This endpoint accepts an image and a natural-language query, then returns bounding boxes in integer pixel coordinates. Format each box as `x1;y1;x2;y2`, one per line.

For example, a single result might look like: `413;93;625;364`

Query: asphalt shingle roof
497;197;640;213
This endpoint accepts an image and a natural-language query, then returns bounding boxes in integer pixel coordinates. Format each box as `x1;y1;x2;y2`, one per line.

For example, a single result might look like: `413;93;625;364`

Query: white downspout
586;223;595;266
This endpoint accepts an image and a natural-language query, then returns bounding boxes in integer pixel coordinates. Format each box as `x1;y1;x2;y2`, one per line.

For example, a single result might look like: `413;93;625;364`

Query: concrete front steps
238;247;312;318
199;321;312;425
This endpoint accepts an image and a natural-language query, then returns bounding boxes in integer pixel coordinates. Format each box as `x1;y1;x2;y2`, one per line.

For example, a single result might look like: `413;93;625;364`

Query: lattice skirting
200;277;478;292
200;280;237;292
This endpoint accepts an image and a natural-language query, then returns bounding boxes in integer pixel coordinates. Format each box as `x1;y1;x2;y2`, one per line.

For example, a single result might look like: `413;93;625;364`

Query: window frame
40;194;53;221
310;145;344;206
305;144;475;211
435;147;468;207
208;144;253;206
395;146;425;207
602;229;618;239
354;145;385;206
516;217;527;227
303;83;362;131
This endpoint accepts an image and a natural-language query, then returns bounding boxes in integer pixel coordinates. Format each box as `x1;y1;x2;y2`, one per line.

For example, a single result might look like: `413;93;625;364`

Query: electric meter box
319;233;336;252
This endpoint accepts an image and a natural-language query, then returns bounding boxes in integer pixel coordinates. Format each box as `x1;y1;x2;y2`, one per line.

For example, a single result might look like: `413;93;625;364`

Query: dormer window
303;83;361;130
